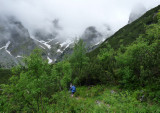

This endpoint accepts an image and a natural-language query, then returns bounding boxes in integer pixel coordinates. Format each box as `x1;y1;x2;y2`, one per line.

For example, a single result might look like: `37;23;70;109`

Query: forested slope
89;5;160;57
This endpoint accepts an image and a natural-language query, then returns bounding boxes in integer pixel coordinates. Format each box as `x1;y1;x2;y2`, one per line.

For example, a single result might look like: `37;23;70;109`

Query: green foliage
51;60;72;91
0;69;11;84
83;58;107;85
115;14;160;92
69;39;89;85
0;49;74;112
86;9;160;102
98;44;116;83
48;86;160;112
0;49;52;112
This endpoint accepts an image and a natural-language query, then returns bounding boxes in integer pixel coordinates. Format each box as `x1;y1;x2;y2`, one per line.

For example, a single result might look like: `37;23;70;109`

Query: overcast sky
0;0;160;39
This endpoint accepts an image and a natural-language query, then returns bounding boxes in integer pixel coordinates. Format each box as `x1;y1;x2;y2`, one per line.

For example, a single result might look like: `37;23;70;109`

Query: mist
0;0;160;41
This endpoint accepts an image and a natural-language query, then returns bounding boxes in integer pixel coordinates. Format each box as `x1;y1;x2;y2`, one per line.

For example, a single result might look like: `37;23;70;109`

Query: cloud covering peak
0;0;160;40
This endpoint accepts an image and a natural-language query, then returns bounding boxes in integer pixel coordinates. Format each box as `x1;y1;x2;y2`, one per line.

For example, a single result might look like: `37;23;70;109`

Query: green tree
51;60;72;91
98;44;116;83
0;49;52;112
69;39;89;85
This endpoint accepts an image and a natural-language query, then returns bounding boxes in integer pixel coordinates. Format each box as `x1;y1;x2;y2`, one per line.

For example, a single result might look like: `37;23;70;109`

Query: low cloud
0;0;159;40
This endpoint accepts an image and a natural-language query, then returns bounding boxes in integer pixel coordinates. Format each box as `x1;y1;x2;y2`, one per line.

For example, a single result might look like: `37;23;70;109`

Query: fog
0;0;160;40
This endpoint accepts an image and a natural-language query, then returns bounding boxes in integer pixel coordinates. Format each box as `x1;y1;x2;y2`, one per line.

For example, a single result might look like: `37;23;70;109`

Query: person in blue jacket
70;84;76;97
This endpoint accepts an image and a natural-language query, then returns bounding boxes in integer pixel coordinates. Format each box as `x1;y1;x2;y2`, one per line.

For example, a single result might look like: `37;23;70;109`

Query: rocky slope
0;17;37;68
0;17;111;68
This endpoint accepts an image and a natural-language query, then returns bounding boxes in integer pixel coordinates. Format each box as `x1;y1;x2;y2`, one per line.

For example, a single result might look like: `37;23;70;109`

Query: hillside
89;5;160;57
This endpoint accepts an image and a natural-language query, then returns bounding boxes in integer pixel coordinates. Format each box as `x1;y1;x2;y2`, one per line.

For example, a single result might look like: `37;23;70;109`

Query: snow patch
6;50;12;56
64;44;70;49
47;56;52;64
5;41;11;49
0;46;5;50
0;41;11;50
16;55;23;58
39;45;45;49
39;39;55;49
56;42;59;44
39;40;51;49
60;39;72;47
95;38;106;46
5;41;13;56
30;36;54;49
60;40;73;51
95;41;101;46
60;42;67;47
57;49;63;53
64;41;73;50
0;41;13;56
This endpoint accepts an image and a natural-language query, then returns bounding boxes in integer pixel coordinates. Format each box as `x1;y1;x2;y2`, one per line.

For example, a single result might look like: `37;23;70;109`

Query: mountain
0;17;111;68
81;26;103;46
128;4;147;24
57;25;112;62
89;5;160;57
1;4;156;68
0;17;38;68
0;17;72;67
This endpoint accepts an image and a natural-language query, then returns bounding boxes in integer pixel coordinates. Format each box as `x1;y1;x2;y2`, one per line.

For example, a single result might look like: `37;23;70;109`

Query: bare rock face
0;16;71;67
81;26;102;47
128;4;147;24
0;48;18;68
0;16;37;68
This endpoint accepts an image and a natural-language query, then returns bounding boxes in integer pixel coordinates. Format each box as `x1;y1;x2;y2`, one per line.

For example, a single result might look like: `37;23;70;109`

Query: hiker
70;84;76;97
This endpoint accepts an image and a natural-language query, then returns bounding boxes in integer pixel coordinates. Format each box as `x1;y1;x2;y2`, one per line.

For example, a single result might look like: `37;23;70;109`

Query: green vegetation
89;5;160;57
69;39;89;85
0;69;11;84
0;49;73;112
0;6;160;112
49;85;160;112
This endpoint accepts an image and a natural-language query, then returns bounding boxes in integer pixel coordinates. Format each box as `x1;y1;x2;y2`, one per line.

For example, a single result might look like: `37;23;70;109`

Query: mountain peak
128;4;147;24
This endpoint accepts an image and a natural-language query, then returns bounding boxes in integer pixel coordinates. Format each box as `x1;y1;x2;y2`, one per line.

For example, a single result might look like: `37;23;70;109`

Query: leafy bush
0;49;72;112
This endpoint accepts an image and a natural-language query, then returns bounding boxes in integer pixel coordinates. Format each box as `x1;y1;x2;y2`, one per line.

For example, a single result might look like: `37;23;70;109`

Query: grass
49;85;160;112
